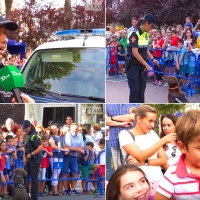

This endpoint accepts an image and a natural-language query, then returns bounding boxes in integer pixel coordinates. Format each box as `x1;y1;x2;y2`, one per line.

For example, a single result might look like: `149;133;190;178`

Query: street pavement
106;75;200;103
42;181;104;200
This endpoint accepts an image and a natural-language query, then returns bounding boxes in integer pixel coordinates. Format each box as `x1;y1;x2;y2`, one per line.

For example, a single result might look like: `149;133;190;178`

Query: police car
21;29;105;103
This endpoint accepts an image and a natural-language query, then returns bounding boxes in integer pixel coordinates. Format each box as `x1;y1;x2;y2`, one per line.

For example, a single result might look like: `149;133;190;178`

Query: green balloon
0;65;24;92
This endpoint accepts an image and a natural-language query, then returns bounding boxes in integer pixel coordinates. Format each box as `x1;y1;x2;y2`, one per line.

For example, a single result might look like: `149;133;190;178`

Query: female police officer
126;14;159;103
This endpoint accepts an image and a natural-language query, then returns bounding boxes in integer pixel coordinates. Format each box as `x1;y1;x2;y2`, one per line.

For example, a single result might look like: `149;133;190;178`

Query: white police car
21;29;105;103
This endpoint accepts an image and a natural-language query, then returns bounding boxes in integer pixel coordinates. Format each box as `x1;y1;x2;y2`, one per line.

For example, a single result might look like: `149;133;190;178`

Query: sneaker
153;80;158;85
102;189;105;195
94;189;100;194
64;189;71;195
1;194;11;199
38;192;42;197
158;80;162;86
163;83;168;87
89;173;96;180
82;190;88;195
71;189;80;196
40;192;45;197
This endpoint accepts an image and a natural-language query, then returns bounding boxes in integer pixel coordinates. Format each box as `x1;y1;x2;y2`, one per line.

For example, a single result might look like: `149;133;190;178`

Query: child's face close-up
7;139;14;147
86;145;92;151
118;170;150;200
178;43;184;49
0;143;6;152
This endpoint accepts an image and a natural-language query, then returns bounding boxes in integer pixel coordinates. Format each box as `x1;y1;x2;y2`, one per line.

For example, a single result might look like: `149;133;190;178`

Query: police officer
126;14;159;103
22;120;43;200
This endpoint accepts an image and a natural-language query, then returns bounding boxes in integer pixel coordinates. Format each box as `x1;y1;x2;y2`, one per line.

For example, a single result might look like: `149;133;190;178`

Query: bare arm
31;145;43;156
148;147;167;166
49;139;66;151
106;114;134;127
153;193;171;200
122;133;176;162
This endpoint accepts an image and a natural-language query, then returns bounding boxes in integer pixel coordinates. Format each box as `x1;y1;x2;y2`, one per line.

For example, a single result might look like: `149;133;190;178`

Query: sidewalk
106;76;200;103
42;181;104;200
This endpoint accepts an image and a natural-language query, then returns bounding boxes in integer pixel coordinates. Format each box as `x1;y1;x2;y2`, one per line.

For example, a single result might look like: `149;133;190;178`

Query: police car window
23;48;105;98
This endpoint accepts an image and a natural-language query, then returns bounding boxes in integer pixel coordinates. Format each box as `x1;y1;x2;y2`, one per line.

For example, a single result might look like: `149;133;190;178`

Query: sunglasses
37;131;42;134
171;146;177;157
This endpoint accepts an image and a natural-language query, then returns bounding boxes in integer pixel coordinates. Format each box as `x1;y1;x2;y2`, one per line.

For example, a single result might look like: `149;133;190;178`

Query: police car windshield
22;48;105;99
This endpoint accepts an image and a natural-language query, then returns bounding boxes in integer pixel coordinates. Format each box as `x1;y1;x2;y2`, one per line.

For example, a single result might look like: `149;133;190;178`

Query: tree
4;0;13;19
64;0;72;29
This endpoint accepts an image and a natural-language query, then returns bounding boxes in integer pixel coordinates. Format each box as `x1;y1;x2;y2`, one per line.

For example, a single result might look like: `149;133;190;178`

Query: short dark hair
99;138;105;145
6;135;13;142
178;39;184;44
66;115;73;120
86;141;94;148
41;135;47;141
131;17;137;21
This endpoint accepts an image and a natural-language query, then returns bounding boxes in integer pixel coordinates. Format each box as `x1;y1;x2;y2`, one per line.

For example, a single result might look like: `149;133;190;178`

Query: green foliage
146;104;185;118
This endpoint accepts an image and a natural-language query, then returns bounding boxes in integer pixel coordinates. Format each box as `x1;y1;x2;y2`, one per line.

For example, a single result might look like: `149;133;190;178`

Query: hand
19;147;25;152
79;149;85;154
26;154;32;159
12;93;35;103
121;122;133;128
7;149;14;154
197;19;200;25
145;64;151;71
176;63;180;70
153;59;159;66
161;133;177;144
127;155;144;165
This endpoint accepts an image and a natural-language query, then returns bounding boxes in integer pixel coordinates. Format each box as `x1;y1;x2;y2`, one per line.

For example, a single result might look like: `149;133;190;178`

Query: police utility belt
125;55;147;69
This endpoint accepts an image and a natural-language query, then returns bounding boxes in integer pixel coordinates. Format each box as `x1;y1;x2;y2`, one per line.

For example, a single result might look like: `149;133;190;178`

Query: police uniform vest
127;28;149;62
24;130;41;155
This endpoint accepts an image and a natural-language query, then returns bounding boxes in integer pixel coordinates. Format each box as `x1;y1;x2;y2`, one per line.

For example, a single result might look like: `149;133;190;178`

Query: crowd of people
106;104;200;200
0;47;32;71
106;16;200;93
0;116;105;199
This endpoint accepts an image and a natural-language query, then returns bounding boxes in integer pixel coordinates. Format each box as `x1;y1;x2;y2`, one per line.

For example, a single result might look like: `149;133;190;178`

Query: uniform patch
131;36;136;43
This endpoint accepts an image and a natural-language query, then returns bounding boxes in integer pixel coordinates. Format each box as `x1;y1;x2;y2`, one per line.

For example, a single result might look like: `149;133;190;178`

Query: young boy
184;16;193;29
154;109;200;200
176;39;188;89
94;138;105;194
80;141;99;195
5;135;17;181
38;135;53;197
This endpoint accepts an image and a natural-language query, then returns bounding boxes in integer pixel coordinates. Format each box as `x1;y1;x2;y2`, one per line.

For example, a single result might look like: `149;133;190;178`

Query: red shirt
110;47;117;65
170;36;179;47
0;155;6;171
41;146;52;168
153;38;164;57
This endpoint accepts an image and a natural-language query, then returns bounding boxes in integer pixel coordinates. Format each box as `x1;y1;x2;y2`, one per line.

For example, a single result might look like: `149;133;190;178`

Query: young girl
106;164;152;200
117;44;125;76
0;140;9;199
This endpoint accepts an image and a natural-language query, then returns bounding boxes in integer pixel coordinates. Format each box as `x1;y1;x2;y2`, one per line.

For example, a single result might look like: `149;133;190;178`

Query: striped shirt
106;104;139;147
156;154;200;199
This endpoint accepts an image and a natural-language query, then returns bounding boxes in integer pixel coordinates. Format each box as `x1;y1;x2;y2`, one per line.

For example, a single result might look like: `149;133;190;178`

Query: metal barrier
0;149;105;195
106;46;200;97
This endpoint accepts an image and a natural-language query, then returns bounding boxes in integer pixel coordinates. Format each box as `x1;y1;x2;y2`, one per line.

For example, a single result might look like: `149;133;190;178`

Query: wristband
144;159;149;166
151;57;155;61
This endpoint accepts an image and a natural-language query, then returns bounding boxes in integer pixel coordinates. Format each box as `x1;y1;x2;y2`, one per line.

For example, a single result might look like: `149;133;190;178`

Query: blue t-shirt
117;49;125;61
177;46;188;65
81;150;93;166
5;146;16;169
50;135;64;158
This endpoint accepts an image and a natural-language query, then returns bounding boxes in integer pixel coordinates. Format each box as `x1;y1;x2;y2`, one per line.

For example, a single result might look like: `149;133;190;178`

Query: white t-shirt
119;130;163;182
164;144;182;166
96;149;105;165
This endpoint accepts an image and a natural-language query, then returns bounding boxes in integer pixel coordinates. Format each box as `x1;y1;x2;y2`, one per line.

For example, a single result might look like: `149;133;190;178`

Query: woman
106;164;152;200
126;14;159;103
118;105;176;197
183;28;193;51
49;123;69;196
160;114;182;172
35;125;45;136
13;125;23;146
82;124;95;147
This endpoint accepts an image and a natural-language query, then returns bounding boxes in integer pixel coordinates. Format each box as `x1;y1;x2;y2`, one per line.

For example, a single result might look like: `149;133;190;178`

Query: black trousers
126;64;147;103
25;155;42;200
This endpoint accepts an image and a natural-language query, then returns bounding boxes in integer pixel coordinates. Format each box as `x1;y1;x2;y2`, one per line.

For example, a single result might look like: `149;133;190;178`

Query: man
0;15;34;103
127;17;137;34
30;117;37;128
106;104;138;170
5;118;15;137
65;115;73;126
63;123;84;195
22;120;43;200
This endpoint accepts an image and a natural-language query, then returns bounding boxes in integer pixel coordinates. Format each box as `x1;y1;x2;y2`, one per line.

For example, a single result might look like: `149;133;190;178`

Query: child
0;140;8;199
184;16;193;29
153;30;165;86
176;39;188;90
94;138;105;194
92;123;103;144
154;109;200;200
106;39;110;76
109;37;118;76
106;164;152;200
80;142;99;195
117;44;125;76
38;135;53;197
5;135;17;181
